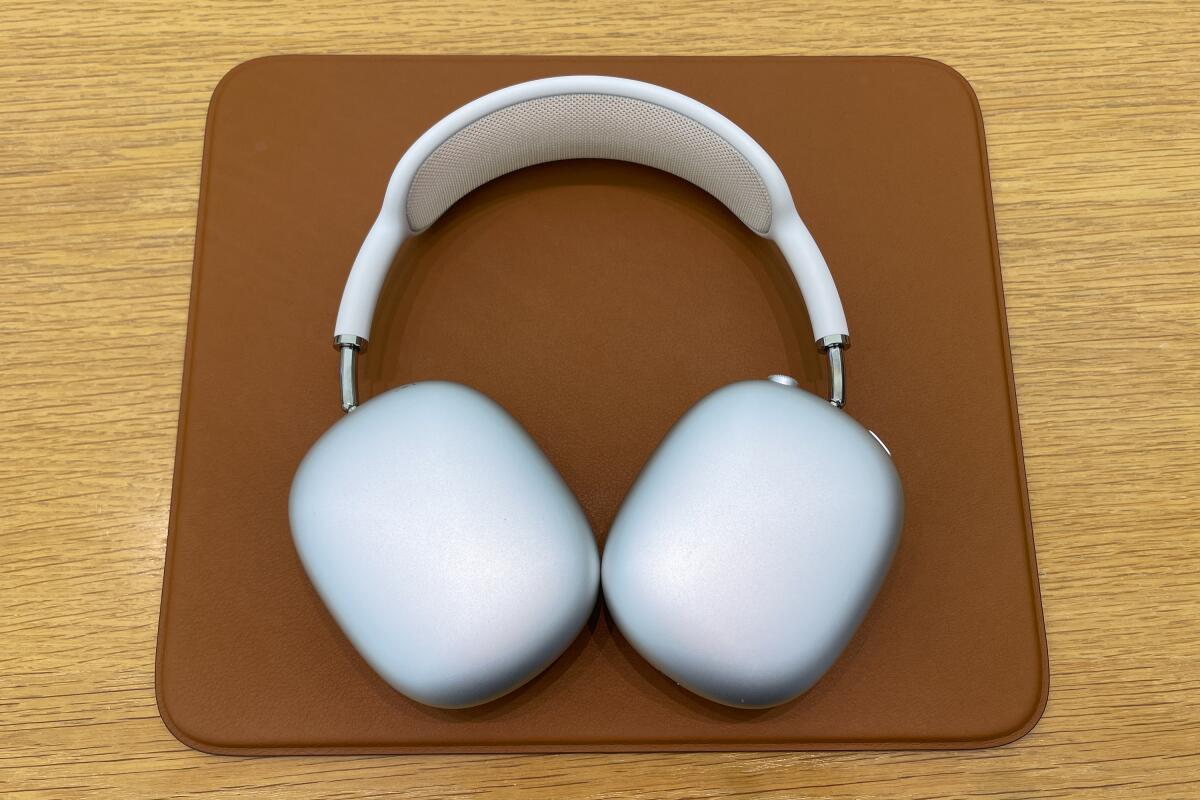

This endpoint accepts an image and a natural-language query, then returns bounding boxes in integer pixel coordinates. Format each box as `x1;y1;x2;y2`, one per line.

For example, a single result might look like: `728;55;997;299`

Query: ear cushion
601;379;902;708
290;381;599;708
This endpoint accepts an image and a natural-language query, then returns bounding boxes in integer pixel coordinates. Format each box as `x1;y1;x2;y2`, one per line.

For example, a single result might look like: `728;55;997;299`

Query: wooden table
2;2;1197;797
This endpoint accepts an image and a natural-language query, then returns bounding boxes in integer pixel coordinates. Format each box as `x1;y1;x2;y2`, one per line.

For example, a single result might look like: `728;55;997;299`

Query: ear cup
601;379;902;708
290;381;599;708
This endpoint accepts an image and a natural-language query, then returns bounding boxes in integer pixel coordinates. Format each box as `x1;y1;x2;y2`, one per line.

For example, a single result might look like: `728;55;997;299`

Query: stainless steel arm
819;334;848;408
334;335;367;413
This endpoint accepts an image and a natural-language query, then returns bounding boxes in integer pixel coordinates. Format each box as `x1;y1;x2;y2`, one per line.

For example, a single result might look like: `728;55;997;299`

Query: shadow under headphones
289;76;903;710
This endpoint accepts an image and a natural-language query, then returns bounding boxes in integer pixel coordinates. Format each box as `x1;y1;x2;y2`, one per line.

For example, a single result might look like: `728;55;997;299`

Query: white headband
334;76;849;410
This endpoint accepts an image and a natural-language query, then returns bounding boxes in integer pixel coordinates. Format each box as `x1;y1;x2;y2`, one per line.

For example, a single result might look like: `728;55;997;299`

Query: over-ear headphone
289;76;903;710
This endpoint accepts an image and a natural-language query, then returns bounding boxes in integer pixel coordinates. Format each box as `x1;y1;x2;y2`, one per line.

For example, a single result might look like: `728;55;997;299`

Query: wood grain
1;1;1197;797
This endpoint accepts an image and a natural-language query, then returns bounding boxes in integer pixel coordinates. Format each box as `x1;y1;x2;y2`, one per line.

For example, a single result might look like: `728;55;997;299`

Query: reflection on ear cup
290;382;600;708
602;379;902;708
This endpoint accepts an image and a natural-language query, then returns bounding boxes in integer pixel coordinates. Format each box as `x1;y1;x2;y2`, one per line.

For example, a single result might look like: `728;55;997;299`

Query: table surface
2;2;1197;798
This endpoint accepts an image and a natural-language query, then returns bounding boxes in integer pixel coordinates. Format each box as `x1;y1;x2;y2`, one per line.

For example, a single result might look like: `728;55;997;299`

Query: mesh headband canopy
405;93;774;234
334;76;849;351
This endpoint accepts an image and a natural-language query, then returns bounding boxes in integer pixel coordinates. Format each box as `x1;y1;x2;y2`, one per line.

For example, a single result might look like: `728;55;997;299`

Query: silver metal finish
338;347;359;413
825;345;846;409
601;379;903;708
818;334;849;408
333;335;367;413
290;381;600;708
767;374;799;387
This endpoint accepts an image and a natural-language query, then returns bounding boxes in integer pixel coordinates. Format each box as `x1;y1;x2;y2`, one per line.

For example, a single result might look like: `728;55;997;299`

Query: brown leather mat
156;55;1047;753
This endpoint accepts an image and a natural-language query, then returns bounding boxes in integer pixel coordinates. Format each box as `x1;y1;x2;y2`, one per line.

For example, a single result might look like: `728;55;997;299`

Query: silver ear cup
290;382;600;708
601;378;902;708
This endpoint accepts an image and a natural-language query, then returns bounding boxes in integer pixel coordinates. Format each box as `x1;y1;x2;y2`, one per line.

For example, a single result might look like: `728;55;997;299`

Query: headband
333;76;849;411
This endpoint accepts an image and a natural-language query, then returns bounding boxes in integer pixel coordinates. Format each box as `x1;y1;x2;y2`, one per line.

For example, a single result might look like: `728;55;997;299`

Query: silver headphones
289;76;903;709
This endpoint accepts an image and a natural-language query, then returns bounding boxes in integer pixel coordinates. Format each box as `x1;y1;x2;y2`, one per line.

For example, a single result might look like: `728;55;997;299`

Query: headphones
290;76;903;710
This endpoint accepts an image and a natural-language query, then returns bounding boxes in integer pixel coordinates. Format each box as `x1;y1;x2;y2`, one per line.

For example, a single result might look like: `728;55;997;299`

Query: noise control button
767;374;799;387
